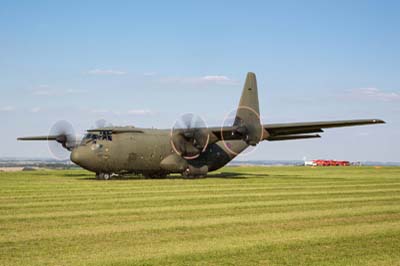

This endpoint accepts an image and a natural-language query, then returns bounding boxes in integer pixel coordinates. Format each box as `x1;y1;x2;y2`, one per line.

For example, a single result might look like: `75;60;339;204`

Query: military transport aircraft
18;72;385;179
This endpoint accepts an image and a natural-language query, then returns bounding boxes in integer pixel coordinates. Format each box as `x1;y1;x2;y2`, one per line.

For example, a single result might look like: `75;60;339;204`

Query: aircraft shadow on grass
76;172;262;180
64;171;344;181
75;172;313;181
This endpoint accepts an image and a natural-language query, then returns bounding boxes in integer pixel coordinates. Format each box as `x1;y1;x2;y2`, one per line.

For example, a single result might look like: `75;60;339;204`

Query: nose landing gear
96;173;111;180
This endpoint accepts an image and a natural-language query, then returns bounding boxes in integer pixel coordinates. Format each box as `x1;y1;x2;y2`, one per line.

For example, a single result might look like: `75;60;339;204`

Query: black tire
97;173;112;180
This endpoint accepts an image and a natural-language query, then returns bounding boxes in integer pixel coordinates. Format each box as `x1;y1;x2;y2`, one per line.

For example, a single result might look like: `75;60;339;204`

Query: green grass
1;166;400;266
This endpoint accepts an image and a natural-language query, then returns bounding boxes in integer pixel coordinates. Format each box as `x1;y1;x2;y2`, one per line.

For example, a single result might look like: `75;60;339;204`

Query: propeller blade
170;113;210;160
48;120;77;160
181;113;194;129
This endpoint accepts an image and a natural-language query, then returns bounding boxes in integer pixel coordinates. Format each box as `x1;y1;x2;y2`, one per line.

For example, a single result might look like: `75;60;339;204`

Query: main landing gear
181;165;208;178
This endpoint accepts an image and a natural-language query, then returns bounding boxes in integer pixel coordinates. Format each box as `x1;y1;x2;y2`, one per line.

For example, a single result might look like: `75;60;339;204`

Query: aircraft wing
210;119;385;142
263;119;385;141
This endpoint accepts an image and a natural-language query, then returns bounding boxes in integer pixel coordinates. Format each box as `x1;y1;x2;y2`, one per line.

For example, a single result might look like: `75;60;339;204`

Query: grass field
1;166;400;266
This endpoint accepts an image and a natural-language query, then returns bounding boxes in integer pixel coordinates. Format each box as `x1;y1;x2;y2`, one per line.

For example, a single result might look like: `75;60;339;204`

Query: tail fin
234;72;262;145
235;72;259;123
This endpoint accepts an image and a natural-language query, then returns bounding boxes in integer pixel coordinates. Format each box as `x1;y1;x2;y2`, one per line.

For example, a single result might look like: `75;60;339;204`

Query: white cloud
202;75;231;81
32;87;56;96
350;88;400;102
0;106;15;112
143;72;157;76
89;109;154;116
65;89;88;94
32;85;54;96
32;90;55;96
91;109;109;114
30;107;41;113
32;85;87;96
161;75;238;86
87;69;127;75
127;109;153;115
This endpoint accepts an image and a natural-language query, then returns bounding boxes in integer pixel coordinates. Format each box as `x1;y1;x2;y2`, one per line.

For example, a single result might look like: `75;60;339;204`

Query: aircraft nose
70;147;95;172
70;149;81;165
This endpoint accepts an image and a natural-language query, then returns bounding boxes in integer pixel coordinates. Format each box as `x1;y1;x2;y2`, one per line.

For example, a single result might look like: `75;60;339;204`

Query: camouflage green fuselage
71;128;248;175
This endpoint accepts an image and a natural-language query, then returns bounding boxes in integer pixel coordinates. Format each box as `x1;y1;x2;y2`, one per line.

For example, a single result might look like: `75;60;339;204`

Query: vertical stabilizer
235;72;259;121
234;72;262;145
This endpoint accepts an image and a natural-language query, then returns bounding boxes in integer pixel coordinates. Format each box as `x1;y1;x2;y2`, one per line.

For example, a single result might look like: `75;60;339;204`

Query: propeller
48;120;78;160
170;113;210;160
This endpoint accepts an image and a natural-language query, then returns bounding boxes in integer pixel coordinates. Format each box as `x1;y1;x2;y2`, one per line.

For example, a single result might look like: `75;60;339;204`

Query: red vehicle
312;160;350;166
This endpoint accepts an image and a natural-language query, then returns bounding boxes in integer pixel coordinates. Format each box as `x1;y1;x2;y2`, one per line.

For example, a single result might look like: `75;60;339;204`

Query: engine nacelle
234;120;263;146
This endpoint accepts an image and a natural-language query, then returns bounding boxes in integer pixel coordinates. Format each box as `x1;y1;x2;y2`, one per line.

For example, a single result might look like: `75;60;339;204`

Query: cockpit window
81;131;112;145
81;133;98;145
86;134;97;140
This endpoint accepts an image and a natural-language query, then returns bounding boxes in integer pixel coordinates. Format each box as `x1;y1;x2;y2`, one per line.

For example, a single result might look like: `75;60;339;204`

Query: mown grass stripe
2;220;399;266
2;183;400;203
1;204;400;243
1;194;400;220
2;188;400;210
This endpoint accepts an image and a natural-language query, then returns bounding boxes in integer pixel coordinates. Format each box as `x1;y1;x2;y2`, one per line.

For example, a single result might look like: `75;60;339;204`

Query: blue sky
0;0;399;161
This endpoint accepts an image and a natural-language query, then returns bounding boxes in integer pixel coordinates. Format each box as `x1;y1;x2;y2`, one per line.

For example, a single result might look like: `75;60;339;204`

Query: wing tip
372;119;385;124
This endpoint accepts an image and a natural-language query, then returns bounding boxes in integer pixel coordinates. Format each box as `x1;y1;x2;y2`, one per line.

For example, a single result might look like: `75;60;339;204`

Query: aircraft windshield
80;133;98;145
80;131;112;145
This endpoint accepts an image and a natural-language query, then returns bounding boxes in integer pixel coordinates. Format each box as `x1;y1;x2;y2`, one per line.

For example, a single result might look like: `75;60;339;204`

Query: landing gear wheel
182;166;207;179
182;173;205;179
182;170;206;179
96;173;111;180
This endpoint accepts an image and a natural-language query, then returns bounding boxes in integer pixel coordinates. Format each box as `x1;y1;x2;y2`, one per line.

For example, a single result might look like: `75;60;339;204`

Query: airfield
1;166;400;265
